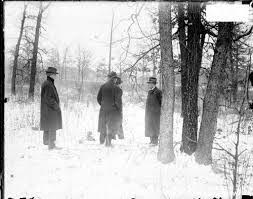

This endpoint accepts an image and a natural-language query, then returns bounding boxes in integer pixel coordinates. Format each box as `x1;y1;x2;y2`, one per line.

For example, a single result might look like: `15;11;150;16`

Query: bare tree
11;4;27;95
195;22;234;165
108;10;114;73
178;2;205;155
28;2;50;100
157;2;175;164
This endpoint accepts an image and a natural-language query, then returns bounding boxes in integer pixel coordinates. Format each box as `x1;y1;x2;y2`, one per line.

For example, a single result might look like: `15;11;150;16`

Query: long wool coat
97;80;122;138
115;85;124;139
145;87;162;138
40;76;62;131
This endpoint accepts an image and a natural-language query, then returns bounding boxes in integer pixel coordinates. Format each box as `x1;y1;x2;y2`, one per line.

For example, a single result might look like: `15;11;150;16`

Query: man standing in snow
145;77;162;146
97;71;122;147
40;67;62;150
115;77;124;139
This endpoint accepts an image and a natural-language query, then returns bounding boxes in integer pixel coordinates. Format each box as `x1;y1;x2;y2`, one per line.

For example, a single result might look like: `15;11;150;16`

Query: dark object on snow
86;131;96;141
97;77;123;146
145;86;162;144
32;126;39;131
40;74;62;150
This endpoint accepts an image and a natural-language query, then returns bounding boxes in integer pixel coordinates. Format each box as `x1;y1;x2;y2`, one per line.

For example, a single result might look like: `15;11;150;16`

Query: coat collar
149;86;157;94
47;76;55;84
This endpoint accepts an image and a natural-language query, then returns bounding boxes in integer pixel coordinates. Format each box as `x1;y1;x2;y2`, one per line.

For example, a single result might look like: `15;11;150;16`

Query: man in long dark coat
115;77;124;139
40;67;62;150
145;77;162;146
97;71;122;147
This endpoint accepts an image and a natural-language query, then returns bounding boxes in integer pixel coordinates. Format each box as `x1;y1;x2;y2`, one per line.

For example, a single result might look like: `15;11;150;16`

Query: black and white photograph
2;1;253;199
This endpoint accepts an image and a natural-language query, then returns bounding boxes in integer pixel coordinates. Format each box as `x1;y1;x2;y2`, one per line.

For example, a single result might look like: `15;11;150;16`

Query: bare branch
214;143;235;159
234;26;253;42
123;43;160;73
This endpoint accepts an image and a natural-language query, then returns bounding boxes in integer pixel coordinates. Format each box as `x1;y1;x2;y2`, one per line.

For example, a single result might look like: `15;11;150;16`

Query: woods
4;1;253;199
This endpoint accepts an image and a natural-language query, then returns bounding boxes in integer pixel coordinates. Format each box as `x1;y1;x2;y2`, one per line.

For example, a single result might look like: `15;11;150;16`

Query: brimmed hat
147;77;157;84
46;67;58;74
107;71;118;79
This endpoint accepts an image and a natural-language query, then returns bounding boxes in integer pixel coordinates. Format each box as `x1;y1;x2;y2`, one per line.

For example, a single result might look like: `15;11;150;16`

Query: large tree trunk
178;3;187;118
157;2;175;164
180;2;203;155
231;47;239;104
28;5;43;99
11;4;27;96
195;22;234;165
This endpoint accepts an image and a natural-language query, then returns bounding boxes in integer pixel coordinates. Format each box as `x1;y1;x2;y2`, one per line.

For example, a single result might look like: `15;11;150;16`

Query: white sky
4;1;157;69
4;1;252;72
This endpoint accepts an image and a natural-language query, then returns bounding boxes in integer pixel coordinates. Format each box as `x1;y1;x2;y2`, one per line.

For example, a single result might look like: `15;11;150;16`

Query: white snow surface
4;100;251;199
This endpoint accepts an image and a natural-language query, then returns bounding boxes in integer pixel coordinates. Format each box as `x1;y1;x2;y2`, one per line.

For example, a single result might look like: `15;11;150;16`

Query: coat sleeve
97;86;102;105
157;90;162;107
44;85;60;111
114;87;122;113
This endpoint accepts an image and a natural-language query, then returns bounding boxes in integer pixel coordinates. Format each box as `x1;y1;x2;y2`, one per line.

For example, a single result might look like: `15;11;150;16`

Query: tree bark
181;2;203;155
11;4;27;95
28;4;43;99
157;2;175;164
62;47;68;80
178;3;187;118
108;11;114;73
195;22;234;165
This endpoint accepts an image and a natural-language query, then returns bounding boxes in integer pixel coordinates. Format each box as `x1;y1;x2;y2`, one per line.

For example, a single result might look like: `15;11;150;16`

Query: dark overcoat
145;87;162;137
115;85;124;139
40;76;62;131
97;80;122;138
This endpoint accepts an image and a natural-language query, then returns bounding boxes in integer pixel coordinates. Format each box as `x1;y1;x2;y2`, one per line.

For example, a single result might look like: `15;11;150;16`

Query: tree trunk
11;4;27;96
28;5;42;99
231;47;239;104
178;3;187;118
108;11;114;73
180;2;203;155
152;50;157;77
195;22;234;165
62;47;68;81
157;2;175;164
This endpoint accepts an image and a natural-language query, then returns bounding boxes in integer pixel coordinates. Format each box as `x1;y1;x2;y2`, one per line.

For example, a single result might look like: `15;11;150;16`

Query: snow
4;100;252;199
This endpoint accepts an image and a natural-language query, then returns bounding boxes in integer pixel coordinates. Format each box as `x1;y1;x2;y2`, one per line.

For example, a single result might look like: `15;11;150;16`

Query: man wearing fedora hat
145;77;162;146
97;71;122;147
40;67;62;150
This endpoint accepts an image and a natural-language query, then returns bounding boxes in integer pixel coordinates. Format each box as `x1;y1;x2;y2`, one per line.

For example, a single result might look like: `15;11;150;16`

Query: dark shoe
48;145;62;150
150;143;158;147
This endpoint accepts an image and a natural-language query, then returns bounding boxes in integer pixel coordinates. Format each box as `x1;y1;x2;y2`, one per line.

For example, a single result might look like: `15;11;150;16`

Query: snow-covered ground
4;99;253;199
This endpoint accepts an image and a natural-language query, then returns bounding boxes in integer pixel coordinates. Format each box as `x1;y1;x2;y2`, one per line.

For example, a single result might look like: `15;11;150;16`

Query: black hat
107;71;118;79
147;77;157;84
46;67;58;74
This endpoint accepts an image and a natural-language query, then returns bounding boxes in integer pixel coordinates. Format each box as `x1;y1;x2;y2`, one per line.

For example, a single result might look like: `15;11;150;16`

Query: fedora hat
107;71;118;79
46;67;58;74
147;77;157;84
